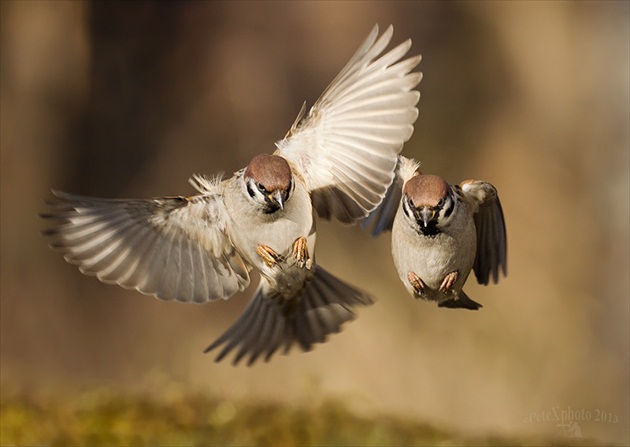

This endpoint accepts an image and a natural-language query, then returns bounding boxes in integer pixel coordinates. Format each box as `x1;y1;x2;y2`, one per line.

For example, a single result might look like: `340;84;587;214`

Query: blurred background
1;1;628;444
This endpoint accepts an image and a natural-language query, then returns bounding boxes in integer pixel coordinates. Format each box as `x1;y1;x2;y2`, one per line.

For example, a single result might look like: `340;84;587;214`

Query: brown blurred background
1;1;628;444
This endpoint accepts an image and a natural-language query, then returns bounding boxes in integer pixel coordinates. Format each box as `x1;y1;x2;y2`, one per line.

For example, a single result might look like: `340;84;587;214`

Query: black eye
285;179;292;201
437;198;444;207
257;182;266;192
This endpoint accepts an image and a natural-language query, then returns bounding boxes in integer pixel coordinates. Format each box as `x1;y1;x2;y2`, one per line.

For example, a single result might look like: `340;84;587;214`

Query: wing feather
116;225;159;287
276;24;421;224
459;180;507;285
362;156;420;236
41;183;250;303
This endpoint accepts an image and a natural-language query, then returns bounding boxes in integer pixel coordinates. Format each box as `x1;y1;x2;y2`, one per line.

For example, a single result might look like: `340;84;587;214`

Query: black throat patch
417;221;441;237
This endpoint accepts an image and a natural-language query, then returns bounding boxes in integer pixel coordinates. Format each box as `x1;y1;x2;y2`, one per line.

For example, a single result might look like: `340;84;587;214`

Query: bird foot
407;271;426;296
292;236;312;269
257;245;284;268
439;270;459;293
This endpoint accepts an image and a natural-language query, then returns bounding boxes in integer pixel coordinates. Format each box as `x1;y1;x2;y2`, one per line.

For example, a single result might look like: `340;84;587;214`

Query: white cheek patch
245;178;267;204
440;196;456;220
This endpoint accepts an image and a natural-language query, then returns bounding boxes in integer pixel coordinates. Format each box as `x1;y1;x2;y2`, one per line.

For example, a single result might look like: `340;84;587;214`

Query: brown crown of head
403;174;452;208
244;154;293;192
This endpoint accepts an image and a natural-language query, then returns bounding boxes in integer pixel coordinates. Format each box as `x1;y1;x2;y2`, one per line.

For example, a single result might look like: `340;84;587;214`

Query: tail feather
296;272;339;348
207;290;264;363
438;290;482;310
232;294;272;363
293;268;359;348
259;306;287;361
205;266;374;365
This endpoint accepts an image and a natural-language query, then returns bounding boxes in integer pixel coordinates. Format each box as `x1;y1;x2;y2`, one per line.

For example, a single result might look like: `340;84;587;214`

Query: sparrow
364;156;506;309
41;25;422;364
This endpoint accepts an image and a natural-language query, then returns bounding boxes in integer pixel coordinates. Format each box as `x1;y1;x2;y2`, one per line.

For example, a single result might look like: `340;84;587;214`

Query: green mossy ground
1;390;601;446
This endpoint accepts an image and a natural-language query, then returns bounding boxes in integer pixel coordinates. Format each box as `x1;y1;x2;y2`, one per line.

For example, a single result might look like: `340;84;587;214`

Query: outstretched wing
276;24;422;224
41;177;250;303
459;180;507;285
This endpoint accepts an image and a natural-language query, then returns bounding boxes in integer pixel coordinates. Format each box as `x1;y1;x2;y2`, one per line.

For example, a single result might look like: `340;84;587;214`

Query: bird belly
260;218;316;293
225;185;316;299
393;221;475;302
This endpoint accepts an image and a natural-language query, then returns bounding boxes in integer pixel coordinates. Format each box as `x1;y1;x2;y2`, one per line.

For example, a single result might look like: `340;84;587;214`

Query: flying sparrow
42;25;422;364
364;156;506;309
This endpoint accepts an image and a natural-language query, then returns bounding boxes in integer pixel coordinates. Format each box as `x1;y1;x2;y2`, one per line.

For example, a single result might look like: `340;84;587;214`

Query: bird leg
257;245;284;269
292;236;312;269
439;270;459;293
407;271;426;297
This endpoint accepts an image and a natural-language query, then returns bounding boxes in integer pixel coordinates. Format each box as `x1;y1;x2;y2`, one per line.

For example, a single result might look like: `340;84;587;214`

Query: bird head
402;174;455;235
244;154;294;214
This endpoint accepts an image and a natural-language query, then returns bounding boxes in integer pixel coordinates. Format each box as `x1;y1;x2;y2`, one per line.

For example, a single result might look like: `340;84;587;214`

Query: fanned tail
204;266;374;365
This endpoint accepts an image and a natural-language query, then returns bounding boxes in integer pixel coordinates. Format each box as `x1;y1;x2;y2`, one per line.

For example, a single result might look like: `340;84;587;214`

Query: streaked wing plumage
460;180;507;285
275;24;422;224
362;155;420;236
41;181;250;303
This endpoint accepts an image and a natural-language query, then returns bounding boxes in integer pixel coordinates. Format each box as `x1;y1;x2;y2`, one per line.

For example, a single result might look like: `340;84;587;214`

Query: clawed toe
407;271;425;296
257;245;284;268
292;236;312;269
439;271;459;293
